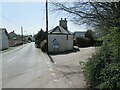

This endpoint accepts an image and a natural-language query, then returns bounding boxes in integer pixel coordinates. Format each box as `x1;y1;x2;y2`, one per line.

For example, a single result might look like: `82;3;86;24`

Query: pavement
49;47;96;88
1;42;95;88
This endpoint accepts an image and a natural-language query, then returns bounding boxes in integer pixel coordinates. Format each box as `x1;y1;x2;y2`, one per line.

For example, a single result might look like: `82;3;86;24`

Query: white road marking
48;68;54;71
7;56;17;62
53;79;59;82
50;73;55;76
46;62;50;64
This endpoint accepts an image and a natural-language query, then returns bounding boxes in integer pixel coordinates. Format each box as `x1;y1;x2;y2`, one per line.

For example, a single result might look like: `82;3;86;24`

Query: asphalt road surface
1;42;95;88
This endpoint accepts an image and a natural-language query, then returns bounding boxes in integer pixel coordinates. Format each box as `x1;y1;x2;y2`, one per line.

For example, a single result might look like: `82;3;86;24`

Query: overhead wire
0;13;22;34
40;3;46;31
0;14;20;28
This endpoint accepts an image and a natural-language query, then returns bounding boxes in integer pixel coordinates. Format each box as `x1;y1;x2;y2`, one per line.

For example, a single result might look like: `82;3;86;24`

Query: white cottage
0;28;9;50
48;18;73;52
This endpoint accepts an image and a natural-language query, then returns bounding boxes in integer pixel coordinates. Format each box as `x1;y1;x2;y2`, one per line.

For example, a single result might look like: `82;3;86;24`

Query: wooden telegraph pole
46;0;48;53
21;27;23;44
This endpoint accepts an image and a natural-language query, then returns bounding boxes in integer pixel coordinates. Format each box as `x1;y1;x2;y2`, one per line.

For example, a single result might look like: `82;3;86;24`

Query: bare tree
50;1;120;31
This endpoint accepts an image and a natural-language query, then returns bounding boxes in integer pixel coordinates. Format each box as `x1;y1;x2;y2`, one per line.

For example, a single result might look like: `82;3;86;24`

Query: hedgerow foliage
75;37;91;47
84;27;120;89
34;29;47;52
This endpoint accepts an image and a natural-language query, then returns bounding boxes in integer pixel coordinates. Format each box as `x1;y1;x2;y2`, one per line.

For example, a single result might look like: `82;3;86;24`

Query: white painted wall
48;34;73;52
0;31;9;50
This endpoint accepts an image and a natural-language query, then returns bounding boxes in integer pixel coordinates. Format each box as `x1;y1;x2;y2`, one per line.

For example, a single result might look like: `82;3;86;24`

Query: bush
75;36;102;47
94;40;103;46
34;29;47;48
75;37;91;47
40;40;47;52
84;27;120;89
85;30;93;40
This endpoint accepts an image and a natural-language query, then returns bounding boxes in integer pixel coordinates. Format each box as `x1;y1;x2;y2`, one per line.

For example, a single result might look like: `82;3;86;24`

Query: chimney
59;18;67;29
65;18;66;21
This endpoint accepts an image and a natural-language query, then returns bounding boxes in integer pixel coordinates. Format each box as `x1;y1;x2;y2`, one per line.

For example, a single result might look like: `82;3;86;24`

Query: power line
40;4;46;30
0;14;23;35
0;14;20;27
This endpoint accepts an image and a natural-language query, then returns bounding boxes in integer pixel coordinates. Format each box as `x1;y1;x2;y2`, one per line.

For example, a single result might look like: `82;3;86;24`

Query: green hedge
75;37;91;47
75;36;102;47
84;27;120;89
34;30;47;48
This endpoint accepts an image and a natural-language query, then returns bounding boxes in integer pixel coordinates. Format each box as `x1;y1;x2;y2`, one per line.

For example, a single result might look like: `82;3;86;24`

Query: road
2;42;53;88
1;42;95;88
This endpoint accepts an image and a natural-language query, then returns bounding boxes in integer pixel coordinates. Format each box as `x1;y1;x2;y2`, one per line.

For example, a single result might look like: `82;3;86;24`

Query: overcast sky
1;1;87;35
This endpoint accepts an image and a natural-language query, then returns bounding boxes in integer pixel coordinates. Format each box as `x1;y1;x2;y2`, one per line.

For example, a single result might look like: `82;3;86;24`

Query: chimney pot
65;18;66;21
59;18;67;29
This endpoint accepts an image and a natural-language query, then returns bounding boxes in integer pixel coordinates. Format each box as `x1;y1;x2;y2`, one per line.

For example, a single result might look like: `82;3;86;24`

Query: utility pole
21;27;23;44
46;0;48;53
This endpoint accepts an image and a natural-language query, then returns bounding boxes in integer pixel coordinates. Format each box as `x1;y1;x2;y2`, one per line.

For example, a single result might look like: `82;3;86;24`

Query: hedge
75;37;91;47
84;27;120;89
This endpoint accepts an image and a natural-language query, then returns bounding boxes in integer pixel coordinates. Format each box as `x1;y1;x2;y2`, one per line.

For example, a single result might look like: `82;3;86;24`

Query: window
13;37;16;40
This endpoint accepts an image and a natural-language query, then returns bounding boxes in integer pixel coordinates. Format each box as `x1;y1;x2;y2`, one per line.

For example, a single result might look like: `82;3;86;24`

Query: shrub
85;30;93;40
84;27;120;89
76;36;91;47
34;29;47;48
94;40;103;46
40;40;47;52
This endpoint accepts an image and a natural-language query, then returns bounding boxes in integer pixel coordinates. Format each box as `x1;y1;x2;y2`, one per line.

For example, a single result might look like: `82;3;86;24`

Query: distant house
48;18;73;52
74;30;98;39
8;31;22;46
23;35;29;44
74;31;86;37
0;28;9;50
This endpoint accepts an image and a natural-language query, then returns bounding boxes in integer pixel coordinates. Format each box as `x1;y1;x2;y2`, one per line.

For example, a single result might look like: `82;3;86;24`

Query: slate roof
74;31;86;37
8;31;22;40
49;26;73;35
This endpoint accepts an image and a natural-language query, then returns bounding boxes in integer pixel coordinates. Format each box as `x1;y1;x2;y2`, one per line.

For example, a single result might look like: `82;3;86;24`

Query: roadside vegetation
34;29;47;52
51;1;120;89
74;30;102;47
84;27;120;89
